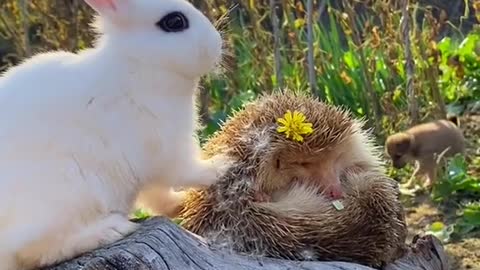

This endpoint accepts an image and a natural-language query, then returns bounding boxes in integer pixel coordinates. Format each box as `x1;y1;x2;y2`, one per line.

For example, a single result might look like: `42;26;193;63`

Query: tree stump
42;217;449;270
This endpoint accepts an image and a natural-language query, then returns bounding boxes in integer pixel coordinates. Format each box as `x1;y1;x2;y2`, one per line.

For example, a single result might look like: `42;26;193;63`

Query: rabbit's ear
84;0;119;13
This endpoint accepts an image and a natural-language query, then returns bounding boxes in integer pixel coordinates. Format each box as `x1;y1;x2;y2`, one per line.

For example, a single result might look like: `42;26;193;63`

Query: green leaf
132;208;152;221
458;33;479;57
430;221;446;232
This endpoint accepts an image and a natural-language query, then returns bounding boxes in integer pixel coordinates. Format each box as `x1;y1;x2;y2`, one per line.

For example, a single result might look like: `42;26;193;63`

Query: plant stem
344;3;382;133
401;0;418;125
270;0;283;91
20;0;31;57
306;0;318;97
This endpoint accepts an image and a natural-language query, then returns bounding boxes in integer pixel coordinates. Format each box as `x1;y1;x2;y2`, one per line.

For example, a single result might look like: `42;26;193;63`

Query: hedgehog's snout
310;165;344;199
279;156;345;200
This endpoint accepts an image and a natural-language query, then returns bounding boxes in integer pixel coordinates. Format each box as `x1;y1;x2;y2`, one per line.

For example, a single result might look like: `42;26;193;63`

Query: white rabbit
0;0;223;268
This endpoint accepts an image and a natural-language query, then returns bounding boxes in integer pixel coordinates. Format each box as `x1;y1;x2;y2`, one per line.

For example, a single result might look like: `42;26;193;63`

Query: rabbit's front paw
25;214;139;268
200;162;222;186
97;214;139;245
178;157;227;188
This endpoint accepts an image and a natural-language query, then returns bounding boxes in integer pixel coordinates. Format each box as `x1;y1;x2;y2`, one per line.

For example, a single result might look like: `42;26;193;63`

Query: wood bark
43;217;449;270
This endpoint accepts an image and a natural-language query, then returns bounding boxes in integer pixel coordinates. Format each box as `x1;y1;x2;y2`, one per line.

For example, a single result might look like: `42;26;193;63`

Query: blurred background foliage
1;0;480;268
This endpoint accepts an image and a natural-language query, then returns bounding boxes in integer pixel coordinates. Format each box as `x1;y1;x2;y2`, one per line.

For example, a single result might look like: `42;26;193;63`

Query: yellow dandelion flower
276;110;313;142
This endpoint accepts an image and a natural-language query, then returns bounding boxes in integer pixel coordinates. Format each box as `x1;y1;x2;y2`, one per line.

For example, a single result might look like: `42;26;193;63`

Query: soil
399;115;480;270
402;192;480;270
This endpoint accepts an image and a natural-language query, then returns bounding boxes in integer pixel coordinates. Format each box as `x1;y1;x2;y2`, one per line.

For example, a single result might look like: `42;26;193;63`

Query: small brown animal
385;118;466;188
180;92;407;268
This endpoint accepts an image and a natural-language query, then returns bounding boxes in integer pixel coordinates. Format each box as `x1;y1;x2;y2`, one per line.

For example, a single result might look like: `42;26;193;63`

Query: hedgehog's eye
275;159;281;169
157;11;189;32
291;161;311;168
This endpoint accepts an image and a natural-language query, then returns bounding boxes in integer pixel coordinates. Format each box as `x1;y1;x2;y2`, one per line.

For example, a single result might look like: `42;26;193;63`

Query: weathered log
43;217;449;270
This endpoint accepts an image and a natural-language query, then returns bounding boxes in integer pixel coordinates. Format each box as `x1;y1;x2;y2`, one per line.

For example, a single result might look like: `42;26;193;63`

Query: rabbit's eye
157;12;189;32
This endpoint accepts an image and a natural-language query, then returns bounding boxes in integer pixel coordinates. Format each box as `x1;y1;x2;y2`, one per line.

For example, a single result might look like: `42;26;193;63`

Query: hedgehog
179;92;408;268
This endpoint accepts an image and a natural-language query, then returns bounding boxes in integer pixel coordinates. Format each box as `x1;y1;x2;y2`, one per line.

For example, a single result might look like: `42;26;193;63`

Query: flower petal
284;110;293;122
277;118;288;126
297;112;306;123
302;129;313;135
293;133;304;142
293;111;300;120
277;126;288;133
301;122;313;128
300;124;313;135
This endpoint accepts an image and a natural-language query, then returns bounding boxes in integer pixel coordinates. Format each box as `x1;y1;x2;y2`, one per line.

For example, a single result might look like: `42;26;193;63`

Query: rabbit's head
86;0;222;78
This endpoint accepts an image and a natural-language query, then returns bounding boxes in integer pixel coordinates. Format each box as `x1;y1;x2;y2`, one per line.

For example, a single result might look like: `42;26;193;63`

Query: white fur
135;185;187;218
0;0;222;269
264;183;330;214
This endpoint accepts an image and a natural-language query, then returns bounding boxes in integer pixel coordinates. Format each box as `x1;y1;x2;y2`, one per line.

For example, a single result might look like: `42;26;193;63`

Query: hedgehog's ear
275;158;281;169
271;155;282;169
